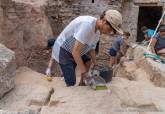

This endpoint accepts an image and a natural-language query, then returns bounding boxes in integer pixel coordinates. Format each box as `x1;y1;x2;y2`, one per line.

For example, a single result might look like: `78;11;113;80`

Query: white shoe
60;77;64;80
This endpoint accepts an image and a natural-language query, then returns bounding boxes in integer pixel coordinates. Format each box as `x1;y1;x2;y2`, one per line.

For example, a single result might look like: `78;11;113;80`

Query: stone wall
122;0;139;42
46;0;124;37
1;0;165;68
122;0;165;42
46;0;80;37
80;0;123;17
0;43;16;98
45;0;165;42
0;0;53;67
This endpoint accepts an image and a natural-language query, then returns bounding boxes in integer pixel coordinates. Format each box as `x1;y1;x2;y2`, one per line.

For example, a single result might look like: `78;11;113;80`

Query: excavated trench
0;0;116;75
25;46;61;76
1;0;165;113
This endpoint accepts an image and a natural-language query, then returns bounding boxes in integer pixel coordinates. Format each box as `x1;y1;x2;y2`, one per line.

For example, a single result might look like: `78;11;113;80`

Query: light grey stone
0;44;16;98
0;109;39;114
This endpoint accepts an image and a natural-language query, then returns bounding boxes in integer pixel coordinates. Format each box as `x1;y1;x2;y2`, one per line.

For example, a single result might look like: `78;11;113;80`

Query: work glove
46;68;51;76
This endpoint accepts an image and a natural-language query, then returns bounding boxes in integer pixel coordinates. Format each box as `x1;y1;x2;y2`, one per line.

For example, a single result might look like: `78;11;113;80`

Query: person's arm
120;45;125;56
119;39;126;56
48;58;54;68
46;58;54;75
151;38;157;54
89;49;97;66
72;40;88;86
72;40;87;74
144;34;149;41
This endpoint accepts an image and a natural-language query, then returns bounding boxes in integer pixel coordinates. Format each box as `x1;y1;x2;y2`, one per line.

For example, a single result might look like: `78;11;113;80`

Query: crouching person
151;25;165;57
45;39;63;81
50;9;123;86
109;31;130;67
141;26;155;41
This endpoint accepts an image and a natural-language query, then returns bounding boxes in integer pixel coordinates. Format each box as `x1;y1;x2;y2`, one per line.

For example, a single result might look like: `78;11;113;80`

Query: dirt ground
26;35;114;75
25;46;61;76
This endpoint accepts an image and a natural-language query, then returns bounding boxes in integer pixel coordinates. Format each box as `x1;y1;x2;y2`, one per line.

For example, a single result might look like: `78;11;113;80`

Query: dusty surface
0;67;52;112
25;47;61;75
0;109;39;114
0;67;139;114
0;67;123;113
1;45;165;113
0;62;165;113
1;0;165;113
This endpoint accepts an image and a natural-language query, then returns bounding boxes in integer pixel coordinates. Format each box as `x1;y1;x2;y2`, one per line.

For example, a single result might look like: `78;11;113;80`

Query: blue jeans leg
59;62;76;86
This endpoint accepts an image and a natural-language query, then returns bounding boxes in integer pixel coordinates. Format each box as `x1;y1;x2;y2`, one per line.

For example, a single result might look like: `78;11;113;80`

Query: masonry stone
0;43;16;98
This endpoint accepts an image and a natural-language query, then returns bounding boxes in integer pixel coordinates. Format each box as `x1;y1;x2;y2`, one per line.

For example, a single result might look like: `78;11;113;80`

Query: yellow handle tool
47;75;53;81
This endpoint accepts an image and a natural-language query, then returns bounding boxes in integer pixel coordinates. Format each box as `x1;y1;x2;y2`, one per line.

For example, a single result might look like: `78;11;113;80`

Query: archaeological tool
85;64;113;90
143;11;165;64
84;75;108;90
46;75;53;81
147;11;165;50
91;76;108;90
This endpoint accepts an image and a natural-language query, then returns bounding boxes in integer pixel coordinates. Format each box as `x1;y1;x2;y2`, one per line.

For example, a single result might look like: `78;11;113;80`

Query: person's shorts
109;48;117;57
155;47;165;54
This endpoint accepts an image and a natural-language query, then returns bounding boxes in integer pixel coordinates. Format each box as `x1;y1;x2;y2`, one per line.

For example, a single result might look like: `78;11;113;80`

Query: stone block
0;43;16;98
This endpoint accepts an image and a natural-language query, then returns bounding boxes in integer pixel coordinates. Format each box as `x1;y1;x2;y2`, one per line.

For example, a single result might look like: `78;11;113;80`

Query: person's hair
47;38;55;49
100;10;117;34
159;25;165;32
141;26;148;31
100;11;106;19
124;31;130;37
95;41;100;55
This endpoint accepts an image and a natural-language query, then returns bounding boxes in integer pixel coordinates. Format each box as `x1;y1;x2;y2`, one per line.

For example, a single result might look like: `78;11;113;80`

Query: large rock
138;58;165;87
114;60;151;83
126;45;145;60
0;43;16;98
113;44;165;112
123;45;165;87
0;67;52;112
114;61;138;80
111;77;165;112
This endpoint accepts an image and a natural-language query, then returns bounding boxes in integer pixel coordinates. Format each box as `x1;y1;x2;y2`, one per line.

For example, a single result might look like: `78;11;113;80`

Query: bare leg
159;54;165;57
115;56;117;65
48;58;54;69
157;48;165;57
110;56;116;67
